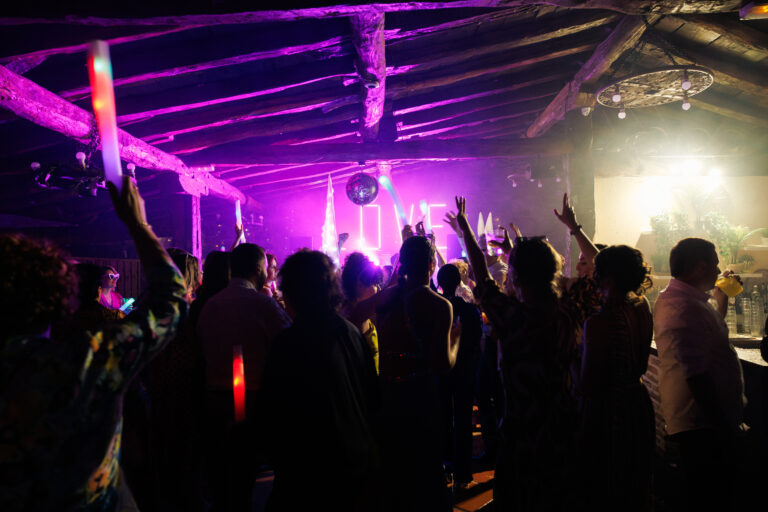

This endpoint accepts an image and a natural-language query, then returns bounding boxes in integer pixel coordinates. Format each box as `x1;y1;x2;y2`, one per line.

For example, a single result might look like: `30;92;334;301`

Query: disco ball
345;173;379;205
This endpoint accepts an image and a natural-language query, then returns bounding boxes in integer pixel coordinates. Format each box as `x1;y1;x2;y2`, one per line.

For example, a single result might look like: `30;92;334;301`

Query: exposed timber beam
189;138;572;165
0;64;252;206
0;1;741;26
669;14;768;55
526;15;658;138
0;26;200;74
350;11;387;141
690;93;768;129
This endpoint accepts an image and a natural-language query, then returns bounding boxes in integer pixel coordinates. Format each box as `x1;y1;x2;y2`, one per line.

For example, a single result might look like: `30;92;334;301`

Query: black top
260;312;380;511
446;295;483;368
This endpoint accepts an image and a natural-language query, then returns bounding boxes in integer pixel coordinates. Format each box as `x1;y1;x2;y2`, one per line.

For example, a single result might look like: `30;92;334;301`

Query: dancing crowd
1;175;763;512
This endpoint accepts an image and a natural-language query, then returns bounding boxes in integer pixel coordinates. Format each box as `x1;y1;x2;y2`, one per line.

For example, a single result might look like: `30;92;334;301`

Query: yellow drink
715;276;743;297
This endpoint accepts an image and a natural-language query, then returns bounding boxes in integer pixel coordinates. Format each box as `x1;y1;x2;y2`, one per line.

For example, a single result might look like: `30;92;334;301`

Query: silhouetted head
231;243;267;288
200;250;231;296
0;234;76;337
437;264;462;297
507;237;562;299
279;250;343;317
593;245;652;297
576;243;607;278
76;263;104;305
669;237;719;291
341;252;382;303
398;236;436;285
167;247;201;298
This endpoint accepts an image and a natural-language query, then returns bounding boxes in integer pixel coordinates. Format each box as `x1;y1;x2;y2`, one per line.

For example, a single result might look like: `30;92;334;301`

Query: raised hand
488;227;513;254
443;211;460;233
401;224;415;241
107;175;148;231
510;222;523;239
553;193;580;232
454;196;471;234
415;221;427;237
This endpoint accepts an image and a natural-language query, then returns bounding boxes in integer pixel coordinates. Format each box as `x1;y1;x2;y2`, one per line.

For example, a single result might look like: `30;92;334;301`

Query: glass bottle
740;297;752;335
752;285;765;337
726;297;738;337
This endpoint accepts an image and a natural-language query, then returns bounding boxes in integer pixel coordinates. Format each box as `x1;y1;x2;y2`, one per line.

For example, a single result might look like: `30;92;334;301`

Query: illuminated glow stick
119;297;135;313
419;199;432;233
378;175;407;227
232;344;246;422
235;200;246;243
87;41;122;192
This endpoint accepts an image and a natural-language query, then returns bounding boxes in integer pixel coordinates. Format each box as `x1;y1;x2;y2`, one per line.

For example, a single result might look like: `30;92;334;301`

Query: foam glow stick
87;40;122;192
119;297;135;313
235;200;246;243
419;200;432;233
232;344;246;422
378;175;407;228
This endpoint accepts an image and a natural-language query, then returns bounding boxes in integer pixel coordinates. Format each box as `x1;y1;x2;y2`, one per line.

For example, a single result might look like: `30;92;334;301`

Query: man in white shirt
197;243;291;512
654;237;746;511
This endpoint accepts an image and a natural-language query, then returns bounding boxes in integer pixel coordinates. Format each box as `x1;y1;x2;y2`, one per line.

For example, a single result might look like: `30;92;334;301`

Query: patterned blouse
0;262;186;512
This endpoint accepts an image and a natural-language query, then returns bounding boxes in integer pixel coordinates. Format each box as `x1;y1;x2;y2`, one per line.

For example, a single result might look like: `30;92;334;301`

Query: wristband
570;224;582;236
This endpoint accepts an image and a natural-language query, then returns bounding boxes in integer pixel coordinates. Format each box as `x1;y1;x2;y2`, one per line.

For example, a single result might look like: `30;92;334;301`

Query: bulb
30;162;41;170
612;85;621;103
537;180;542;188
556;176;561;183
512;180;517;188
681;70;691;91
682;91;691;110
580;106;592;117
618;108;627;119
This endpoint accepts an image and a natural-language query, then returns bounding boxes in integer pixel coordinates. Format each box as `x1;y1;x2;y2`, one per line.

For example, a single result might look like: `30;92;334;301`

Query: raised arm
554;193;598;267
104;176;186;387
453;196;492;284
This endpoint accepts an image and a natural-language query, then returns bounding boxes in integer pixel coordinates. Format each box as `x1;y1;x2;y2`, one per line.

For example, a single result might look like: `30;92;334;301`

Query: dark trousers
204;390;264;512
670;428;741;512
441;355;478;483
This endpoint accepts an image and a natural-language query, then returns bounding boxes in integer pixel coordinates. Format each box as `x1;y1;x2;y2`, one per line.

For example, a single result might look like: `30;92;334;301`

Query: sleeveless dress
375;285;451;512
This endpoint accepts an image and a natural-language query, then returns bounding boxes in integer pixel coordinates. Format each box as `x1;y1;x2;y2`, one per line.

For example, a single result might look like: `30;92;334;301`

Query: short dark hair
279;250;343;316
594;245;652;296
0;234;76;337
398;236;435;281
437;264;461;296
669;238;716;278
341;252;382;302
230;243;266;279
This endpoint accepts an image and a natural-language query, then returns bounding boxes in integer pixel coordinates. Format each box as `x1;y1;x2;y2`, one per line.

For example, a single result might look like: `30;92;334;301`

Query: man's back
653;278;745;435
197;278;290;391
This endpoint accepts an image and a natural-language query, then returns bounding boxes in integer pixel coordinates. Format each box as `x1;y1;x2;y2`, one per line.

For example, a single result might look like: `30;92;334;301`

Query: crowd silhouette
1;176;760;512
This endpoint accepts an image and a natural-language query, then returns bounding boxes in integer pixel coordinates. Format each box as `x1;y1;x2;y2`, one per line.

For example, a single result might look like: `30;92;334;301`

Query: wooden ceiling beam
668;14;768;55
350;11;387;141
690;93;768;129
0;64;253;206
189;138;573;165
0;1;741;27
526;14;658;138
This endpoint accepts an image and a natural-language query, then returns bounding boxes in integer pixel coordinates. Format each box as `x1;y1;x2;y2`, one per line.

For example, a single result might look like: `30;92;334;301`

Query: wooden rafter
0;1;741;27
526;15;657;137
185;138;572;165
690;93;768;129
669;14;768;55
0;64;252;206
350;11;386;141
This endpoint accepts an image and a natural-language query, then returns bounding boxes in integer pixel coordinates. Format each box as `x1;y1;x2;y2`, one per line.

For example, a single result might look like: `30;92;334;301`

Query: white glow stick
87;40;122;192
235;200;246;243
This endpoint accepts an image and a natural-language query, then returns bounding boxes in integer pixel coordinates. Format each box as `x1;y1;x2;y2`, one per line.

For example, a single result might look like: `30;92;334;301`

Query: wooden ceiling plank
0;1;741;27
526;14;658;137
0;64;252;205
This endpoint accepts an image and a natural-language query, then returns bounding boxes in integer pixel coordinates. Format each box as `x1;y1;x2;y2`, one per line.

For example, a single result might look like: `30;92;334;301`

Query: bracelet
570;224;582;236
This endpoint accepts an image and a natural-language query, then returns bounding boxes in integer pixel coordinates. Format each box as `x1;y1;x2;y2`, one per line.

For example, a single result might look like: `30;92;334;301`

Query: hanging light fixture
611;85;622;103
681;91;691;111
681;69;691;91
618;106;627;119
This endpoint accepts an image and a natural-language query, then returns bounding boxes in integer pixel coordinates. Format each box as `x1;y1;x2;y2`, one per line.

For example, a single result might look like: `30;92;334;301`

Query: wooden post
192;195;202;262
168;193;202;260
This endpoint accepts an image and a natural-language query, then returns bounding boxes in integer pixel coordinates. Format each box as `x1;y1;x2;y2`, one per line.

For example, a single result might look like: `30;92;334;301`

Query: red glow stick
232;344;246;422
87;40;122;192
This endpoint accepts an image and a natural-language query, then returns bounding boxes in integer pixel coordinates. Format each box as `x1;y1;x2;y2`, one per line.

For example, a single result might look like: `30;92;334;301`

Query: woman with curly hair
580;245;655;511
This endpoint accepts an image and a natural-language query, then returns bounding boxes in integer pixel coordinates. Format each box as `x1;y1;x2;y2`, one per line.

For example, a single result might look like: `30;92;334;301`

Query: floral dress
0;263;185;512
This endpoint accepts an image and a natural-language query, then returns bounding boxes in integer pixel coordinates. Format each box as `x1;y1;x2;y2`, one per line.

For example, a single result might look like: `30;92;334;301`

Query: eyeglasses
107;273;120;280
